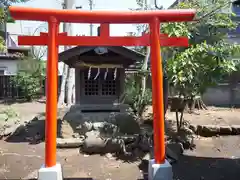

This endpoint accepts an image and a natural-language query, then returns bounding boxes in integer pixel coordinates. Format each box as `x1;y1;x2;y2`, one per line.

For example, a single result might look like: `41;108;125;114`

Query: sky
6;0;175;62
10;0;176;36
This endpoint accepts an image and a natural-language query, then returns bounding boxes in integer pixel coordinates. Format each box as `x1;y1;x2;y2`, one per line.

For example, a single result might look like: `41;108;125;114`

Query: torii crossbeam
9;6;195;180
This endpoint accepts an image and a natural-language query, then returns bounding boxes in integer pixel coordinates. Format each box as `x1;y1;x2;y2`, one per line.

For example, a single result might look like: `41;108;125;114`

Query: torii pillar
9;6;195;180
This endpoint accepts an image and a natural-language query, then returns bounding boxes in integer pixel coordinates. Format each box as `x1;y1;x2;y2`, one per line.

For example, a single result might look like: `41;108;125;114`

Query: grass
0;107;19;121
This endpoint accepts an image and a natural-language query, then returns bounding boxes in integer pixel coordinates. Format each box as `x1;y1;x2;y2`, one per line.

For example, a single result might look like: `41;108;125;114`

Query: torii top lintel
9;6;195;23
9;6;196;47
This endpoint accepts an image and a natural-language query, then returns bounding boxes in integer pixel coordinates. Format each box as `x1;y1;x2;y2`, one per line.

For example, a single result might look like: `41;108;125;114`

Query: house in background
0;46;30;76
0;19;66;99
0;20;66;101
0;35;30;98
0;19;31;76
5;20;64;76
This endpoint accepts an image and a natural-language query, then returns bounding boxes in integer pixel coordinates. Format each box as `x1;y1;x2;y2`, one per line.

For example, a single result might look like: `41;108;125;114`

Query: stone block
148;159;173;180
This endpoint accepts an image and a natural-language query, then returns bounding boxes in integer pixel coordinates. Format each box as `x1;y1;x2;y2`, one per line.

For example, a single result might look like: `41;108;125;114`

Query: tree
129;0;240;131
123;0;155;118
137;0;152;100
133;0;239;108
124;72;152;117
58;62;69;106
0;0;29;23
0;35;6;52
163;0;240;110
31;23;48;60
58;0;75;107
162;0;240;131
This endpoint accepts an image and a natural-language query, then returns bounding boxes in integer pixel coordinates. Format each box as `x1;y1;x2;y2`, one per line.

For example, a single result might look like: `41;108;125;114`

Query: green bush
124;74;152;117
11;56;44;101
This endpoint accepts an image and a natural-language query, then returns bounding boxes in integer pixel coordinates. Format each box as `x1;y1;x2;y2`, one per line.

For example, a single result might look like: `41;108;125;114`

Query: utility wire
154;0;233;23
195;1;233;22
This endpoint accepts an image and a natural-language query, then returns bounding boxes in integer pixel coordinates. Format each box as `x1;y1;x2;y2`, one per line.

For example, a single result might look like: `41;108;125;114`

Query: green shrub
124;74;152;117
11;56;44;101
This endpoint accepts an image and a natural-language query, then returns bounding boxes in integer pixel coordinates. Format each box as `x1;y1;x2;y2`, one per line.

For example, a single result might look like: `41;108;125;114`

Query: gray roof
0;52;22;59
0;32;30;60
58;46;145;62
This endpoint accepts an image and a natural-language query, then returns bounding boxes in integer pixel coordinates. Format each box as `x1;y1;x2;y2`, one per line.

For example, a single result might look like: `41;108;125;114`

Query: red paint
45;17;59;167
18;35;189;47
100;24;110;37
9;6;195;167
9;6;195;23
150;17;165;164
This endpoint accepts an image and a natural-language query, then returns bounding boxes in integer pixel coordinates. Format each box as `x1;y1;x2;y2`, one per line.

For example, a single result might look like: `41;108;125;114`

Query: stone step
189;124;240;136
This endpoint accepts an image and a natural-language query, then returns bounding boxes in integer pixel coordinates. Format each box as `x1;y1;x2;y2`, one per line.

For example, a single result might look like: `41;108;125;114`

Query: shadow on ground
137;118;240;180
4;111;63;144
138;155;240;180
28;178;93;180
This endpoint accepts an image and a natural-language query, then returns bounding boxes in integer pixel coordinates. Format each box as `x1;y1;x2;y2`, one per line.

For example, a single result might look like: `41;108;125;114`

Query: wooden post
45;16;59;167
150;17;165;164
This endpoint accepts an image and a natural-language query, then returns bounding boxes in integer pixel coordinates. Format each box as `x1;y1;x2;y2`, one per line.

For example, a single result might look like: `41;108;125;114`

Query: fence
0;75;62;100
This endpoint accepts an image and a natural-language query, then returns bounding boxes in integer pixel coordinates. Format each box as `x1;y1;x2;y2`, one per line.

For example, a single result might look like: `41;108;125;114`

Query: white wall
0;59;64;76
0;60;19;75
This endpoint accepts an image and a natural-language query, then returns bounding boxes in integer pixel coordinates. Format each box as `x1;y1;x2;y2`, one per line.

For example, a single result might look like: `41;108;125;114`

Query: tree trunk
66;67;75;106
141;46;150;98
61;0;75;107
187;95;208;111
72;84;76;104
58;64;68;107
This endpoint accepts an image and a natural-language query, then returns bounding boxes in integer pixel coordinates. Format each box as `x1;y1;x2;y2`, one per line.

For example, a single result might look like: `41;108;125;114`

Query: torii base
38;163;63;180
148;159;173;180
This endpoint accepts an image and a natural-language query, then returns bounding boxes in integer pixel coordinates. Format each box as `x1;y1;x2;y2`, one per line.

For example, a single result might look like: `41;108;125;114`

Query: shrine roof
59;46;145;68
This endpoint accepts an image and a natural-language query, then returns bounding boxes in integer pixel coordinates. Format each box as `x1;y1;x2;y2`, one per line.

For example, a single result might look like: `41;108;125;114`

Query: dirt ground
0;136;240;180
0;101;45;118
0;102;240;180
0;140;142;180
167;106;240;126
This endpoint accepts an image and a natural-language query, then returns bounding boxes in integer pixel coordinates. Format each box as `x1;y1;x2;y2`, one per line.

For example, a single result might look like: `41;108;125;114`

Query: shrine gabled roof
58;46;145;67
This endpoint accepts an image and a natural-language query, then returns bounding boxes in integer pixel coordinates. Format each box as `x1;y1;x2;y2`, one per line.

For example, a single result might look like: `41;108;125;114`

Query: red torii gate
9;6;195;168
